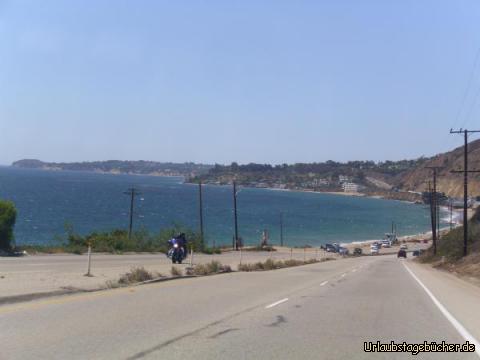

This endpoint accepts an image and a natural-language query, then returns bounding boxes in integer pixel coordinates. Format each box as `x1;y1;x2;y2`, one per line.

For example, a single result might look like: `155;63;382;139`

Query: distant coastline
11;159;212;178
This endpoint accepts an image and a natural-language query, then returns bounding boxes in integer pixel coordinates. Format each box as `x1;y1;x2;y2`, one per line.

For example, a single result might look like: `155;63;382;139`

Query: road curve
0;255;477;359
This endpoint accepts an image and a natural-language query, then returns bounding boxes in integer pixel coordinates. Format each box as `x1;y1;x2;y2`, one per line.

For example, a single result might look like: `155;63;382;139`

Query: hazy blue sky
1;0;480;165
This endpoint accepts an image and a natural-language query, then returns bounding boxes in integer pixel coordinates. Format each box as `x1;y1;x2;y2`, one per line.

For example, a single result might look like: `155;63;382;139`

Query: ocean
0;166;444;247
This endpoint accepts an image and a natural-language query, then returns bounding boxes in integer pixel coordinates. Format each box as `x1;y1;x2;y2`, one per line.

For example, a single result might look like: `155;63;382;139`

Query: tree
0;200;17;251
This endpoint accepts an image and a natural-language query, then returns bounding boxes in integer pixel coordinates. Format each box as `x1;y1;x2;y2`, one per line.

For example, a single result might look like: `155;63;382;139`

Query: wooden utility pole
450;200;453;231
233;181;239;250
450;129;480;257
198;181;204;249
425;166;442;255
280;212;284;247
427;181;436;254
124;187;140;240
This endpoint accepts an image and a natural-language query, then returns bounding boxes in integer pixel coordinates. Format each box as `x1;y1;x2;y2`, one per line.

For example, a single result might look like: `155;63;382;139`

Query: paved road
0;249;335;298
1;255;477;359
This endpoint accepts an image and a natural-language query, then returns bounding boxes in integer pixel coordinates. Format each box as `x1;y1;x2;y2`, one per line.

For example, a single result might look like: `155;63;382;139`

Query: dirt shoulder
0;247;338;303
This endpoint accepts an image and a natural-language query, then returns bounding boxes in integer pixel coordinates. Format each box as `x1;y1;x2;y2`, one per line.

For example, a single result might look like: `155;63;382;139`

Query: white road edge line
265;298;289;309
320;281;328;286
403;263;480;358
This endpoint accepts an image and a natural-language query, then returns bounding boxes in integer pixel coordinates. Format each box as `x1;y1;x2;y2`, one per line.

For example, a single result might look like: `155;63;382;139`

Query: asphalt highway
1;255;477;359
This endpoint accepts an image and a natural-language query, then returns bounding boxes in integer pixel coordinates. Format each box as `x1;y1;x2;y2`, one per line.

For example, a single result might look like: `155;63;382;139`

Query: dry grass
238;258;321;272
170;266;183;276
118;266;154;285
186;261;232;276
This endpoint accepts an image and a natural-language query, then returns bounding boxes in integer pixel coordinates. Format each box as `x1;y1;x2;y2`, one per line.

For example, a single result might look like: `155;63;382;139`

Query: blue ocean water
0;166;438;247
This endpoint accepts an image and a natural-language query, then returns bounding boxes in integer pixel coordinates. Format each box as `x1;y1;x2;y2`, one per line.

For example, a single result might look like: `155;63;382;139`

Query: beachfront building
342;182;361;193
338;175;351;183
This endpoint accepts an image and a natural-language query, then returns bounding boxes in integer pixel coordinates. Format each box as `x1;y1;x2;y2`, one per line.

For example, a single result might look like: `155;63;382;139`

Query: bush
202;247;222;255
238;258;319;272
0;200;17;251
244;245;277;252
170;266;183;276
191;261;231;275
118;267;154;284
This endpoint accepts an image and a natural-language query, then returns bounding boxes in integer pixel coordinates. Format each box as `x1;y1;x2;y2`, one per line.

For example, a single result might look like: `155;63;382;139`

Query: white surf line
403;263;480;358
265;298;289;309
320;281;328;286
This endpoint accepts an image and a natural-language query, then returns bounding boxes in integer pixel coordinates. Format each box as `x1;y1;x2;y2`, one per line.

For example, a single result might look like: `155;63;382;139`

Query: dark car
353;248;362;256
325;244;338;253
412;250;420;256
397;249;407;258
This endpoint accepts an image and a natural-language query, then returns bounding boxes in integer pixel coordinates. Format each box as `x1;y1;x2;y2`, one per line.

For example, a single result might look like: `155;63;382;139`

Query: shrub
118;266;154;284
170;266;183;276
244;245;277;252
192;261;231;275
0;200;17;251
238;258;319;272
202;247;222;255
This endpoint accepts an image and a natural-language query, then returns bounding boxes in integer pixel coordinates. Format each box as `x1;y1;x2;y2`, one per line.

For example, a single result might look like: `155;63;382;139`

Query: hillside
394;139;480;197
420;206;480;282
12;159;213;177
189;139;480;199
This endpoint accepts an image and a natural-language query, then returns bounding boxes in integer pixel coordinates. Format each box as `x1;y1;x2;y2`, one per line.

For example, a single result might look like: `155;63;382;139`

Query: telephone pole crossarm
449;128;480;257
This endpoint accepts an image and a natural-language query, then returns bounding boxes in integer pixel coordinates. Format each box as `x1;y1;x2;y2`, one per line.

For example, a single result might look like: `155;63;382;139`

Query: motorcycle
167;239;185;264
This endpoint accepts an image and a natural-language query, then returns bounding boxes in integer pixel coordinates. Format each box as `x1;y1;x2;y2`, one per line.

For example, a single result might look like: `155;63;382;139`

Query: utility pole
198;181;204;249
425;166;442;255
450;129;480;257
280;212;284;247
124;187;140;240
427;181;436;254
450;199;453;231
233;181;239;251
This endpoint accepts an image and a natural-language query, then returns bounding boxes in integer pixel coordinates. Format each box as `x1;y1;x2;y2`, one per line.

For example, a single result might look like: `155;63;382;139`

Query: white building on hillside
342;182;360;193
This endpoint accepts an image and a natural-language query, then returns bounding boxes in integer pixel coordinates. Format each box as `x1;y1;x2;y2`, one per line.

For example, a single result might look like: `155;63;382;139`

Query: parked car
325;244;337;253
353;248;362;256
400;244;408;250
381;240;391;248
412;250;420;256
338;247;349;255
397;249;407;258
370;245;379;255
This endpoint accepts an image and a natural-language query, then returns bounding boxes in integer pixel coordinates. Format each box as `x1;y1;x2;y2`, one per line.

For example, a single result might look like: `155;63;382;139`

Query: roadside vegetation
419;208;480;279
186;261;232;275
237;257;334;272
0;200;17;252
105;266;163;288
17;223;219;255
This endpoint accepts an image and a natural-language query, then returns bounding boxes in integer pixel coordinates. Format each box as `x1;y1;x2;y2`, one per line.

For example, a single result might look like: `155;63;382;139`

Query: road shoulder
405;259;480;348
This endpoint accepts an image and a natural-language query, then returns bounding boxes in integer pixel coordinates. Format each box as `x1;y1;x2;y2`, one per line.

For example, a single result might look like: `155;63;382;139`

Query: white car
370;245;379;255
400;244;408;250
381;241;391;248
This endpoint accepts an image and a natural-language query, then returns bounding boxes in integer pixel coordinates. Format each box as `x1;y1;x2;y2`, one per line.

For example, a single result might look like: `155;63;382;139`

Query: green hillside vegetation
17;224;218;255
190;159;429;192
420;208;480;279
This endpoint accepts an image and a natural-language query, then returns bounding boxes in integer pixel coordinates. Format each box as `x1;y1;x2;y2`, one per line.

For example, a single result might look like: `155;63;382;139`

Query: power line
449;129;480;257
453;46;480;129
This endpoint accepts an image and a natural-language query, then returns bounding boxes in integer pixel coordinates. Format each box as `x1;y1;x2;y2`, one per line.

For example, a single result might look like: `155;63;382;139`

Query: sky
1;0;480;165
